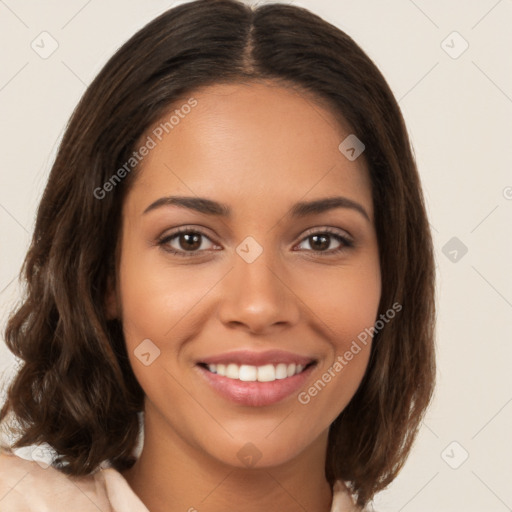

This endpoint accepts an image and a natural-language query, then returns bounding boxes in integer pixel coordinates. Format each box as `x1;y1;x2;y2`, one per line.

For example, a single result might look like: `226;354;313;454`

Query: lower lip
196;364;316;407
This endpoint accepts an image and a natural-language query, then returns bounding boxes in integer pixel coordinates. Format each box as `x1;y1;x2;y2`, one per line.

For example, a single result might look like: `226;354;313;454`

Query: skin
109;81;381;512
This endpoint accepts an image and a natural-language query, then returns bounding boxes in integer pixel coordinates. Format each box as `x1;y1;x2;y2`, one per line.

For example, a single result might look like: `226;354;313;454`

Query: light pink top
0;450;362;511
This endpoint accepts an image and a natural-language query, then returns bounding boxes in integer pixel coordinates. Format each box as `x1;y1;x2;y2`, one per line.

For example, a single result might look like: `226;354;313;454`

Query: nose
217;250;301;335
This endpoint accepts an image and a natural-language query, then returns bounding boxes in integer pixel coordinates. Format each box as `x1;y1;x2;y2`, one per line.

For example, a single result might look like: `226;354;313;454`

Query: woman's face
112;81;381;469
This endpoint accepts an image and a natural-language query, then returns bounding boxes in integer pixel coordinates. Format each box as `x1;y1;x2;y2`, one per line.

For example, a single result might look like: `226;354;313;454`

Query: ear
105;274;119;320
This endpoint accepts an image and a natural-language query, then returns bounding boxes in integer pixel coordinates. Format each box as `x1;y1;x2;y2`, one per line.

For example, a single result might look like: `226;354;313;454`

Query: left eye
295;231;350;253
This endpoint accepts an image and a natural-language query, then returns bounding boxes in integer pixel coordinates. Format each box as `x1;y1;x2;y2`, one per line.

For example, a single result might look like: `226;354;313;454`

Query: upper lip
198;349;316;367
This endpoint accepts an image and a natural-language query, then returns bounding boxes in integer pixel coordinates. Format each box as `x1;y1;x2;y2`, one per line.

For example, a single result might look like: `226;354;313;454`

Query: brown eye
295;228;354;255
158;229;218;257
308;234;332;251
177;232;202;251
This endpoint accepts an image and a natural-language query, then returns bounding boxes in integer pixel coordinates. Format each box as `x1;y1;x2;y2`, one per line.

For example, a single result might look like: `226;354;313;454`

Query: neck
122;407;334;512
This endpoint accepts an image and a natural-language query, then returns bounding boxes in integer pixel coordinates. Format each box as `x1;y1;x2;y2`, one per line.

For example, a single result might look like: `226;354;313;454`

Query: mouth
195;350;317;407
197;361;316;382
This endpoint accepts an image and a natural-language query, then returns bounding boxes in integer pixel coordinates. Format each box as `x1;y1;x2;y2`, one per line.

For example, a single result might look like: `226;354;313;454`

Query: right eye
158;228;220;257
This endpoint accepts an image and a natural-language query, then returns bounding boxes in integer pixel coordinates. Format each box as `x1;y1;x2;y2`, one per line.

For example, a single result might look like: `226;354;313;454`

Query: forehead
129;81;372;218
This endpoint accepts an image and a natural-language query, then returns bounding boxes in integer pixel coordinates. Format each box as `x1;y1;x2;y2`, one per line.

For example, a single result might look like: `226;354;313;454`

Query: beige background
1;0;511;510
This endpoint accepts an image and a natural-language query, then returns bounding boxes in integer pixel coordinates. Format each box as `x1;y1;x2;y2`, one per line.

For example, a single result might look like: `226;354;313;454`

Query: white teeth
275;363;288;379
206;362;308;382
257;364;275;382
226;363;239;379
239;364;257;382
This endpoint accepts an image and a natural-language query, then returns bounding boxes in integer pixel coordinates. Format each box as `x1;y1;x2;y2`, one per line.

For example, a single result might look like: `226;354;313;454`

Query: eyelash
157;226;354;258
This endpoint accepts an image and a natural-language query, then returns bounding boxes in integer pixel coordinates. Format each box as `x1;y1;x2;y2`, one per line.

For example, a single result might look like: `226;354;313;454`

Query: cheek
116;244;208;406
295;276;378;424
297;342;371;430
117;237;217;345
293;255;380;413
297;255;381;349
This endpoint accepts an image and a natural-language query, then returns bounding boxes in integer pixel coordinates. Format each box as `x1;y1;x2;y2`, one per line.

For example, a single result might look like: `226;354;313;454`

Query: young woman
0;1;435;510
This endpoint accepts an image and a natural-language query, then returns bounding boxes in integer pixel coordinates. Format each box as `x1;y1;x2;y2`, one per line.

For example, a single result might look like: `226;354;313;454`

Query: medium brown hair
0;0;435;507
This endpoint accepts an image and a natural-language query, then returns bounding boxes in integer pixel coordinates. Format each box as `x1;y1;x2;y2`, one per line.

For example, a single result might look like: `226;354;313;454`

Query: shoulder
0;448;112;512
331;480;359;511
331;480;377;512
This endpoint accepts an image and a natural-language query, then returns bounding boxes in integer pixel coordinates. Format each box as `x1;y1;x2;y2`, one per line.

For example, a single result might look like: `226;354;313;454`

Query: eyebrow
143;195;370;221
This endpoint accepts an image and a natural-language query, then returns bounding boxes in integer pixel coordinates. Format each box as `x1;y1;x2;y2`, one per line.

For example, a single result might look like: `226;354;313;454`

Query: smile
195;350;317;407
199;362;310;382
